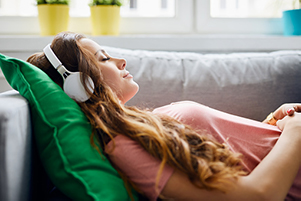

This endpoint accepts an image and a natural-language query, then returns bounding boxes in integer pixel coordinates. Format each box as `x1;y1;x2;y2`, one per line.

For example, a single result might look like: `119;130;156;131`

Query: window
0;0;297;35
210;0;297;18
196;0;296;35
121;0;175;17
0;0;36;16
0;0;175;17
0;0;185;35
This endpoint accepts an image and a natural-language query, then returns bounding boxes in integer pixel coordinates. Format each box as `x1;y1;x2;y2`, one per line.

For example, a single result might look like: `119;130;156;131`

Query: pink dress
105;101;301;200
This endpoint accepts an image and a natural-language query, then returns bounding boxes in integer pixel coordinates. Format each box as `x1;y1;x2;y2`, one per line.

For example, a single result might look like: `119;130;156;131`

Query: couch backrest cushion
105;47;301;121
0;53;137;201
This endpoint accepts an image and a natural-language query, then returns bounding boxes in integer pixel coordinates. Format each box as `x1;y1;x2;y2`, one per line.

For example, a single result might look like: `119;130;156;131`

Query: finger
286;108;295;116
276;117;290;131
276;119;284;130
293;105;301;113
274;109;285;121
274;105;290;120
275;104;297;120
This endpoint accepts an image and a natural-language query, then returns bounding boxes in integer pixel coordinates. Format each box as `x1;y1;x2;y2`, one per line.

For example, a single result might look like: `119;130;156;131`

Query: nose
115;58;126;70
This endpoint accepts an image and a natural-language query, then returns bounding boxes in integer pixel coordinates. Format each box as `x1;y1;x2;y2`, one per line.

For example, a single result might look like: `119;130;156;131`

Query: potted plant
282;0;301;36
89;0;122;36
37;0;70;36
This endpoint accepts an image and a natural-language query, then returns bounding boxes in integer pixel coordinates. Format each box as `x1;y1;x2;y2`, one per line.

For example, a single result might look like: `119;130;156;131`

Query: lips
123;71;133;78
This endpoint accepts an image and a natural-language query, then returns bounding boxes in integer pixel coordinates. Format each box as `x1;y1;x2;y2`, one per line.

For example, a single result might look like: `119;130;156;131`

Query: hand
274;103;301;119
263;104;301;125
276;112;301;131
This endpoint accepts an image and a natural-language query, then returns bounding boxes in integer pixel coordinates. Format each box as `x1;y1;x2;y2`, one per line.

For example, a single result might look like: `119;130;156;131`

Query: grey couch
0;90;53;201
0;48;301;200
0;90;31;201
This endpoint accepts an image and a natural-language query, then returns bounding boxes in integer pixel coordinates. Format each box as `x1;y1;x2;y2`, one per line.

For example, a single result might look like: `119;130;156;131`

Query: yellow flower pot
38;5;69;36
90;5;120;36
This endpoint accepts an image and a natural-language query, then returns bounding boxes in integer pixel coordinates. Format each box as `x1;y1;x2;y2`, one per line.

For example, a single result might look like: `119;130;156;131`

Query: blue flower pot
282;9;301;36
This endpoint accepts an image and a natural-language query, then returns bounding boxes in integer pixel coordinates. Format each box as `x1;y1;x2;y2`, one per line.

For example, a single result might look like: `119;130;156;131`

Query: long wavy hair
27;32;246;198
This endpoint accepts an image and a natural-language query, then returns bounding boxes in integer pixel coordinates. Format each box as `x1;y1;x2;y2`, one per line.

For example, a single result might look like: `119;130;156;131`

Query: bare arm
161;113;301;201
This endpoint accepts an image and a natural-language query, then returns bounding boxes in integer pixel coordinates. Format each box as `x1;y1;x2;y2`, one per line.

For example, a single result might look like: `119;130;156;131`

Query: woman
27;32;301;201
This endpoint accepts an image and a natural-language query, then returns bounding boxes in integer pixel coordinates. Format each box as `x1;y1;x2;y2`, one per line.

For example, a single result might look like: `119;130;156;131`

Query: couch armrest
0;90;31;201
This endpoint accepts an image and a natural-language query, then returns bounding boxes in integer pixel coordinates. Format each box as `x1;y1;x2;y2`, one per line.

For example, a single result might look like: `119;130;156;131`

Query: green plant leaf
37;0;69;5
89;0;122;6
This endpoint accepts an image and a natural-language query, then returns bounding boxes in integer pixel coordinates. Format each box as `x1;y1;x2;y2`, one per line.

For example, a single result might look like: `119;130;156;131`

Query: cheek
104;79;121;93
101;70;121;89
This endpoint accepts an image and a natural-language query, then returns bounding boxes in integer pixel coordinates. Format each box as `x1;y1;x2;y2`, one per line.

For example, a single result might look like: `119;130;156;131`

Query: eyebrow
94;49;106;56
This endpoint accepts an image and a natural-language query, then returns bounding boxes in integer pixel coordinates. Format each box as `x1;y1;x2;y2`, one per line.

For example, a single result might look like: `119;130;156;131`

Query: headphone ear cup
63;72;94;102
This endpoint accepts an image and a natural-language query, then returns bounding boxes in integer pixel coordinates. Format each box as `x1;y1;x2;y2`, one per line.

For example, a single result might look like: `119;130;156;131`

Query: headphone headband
42;43;94;102
43;44;63;69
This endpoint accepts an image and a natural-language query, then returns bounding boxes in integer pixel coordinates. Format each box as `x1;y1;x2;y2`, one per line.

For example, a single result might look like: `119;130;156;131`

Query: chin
134;83;139;94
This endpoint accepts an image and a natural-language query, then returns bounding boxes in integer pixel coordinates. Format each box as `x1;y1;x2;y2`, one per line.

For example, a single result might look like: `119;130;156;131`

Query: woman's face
79;38;139;104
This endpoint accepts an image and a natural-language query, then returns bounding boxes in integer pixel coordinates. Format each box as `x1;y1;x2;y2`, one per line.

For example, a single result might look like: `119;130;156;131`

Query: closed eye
102;57;111;61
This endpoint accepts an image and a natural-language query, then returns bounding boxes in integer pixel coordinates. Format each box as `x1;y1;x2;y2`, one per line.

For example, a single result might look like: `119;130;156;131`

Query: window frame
0;0;194;35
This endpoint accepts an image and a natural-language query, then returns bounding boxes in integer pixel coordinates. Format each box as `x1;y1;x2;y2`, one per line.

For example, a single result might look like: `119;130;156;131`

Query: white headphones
43;44;94;102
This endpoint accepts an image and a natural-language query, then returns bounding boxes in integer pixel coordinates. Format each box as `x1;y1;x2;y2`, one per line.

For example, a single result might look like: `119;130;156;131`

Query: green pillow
0;53;138;201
